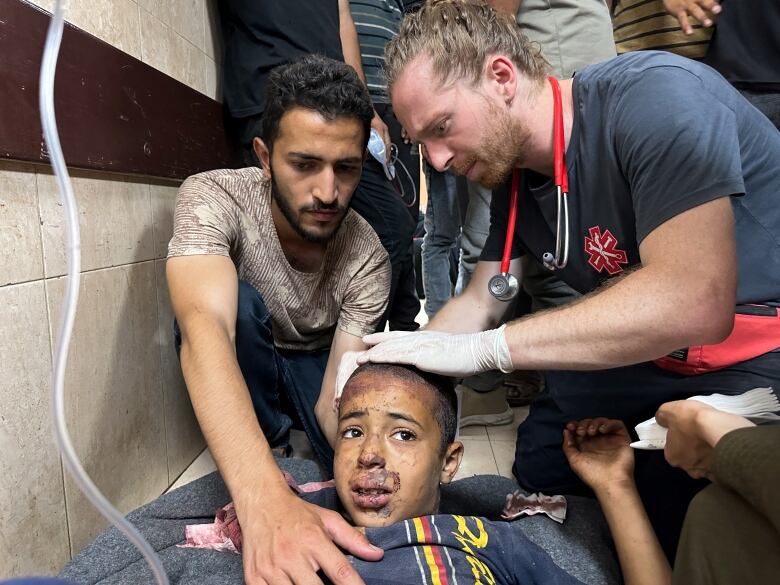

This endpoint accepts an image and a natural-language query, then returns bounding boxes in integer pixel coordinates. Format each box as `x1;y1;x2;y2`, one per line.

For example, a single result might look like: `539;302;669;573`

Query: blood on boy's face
333;372;460;527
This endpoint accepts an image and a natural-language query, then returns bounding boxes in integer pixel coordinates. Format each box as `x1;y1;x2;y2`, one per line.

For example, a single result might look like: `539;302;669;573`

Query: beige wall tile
0;281;70;577
140;8;207;95
167;448;214;492
139;0;206;51
38;0;143;61
47;263;169;554
150;183;180;259
204;54;221;102
204;0;221;60
25;0;55;14
0;161;44;286
155;260;205;479
37;170;155;278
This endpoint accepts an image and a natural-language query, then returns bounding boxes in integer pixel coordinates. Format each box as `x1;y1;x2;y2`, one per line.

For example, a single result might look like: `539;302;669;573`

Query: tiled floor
167;407;528;492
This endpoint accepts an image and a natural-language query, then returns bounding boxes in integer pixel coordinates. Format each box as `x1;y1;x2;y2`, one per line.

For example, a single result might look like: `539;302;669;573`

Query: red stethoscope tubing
500;170;520;274
500;76;568;272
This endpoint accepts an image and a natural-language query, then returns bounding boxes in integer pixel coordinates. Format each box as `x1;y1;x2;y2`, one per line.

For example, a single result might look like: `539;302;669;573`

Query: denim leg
457;180;492;294
278;349;334;475
351;159;418;331
233;281;294;449
422;166;462;317
173;281;294;449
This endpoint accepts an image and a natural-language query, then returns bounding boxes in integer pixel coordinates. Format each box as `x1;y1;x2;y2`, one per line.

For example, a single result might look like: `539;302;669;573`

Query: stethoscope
488;76;570;302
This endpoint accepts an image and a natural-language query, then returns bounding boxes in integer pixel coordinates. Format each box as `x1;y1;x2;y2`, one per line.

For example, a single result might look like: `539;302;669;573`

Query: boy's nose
357;447;386;469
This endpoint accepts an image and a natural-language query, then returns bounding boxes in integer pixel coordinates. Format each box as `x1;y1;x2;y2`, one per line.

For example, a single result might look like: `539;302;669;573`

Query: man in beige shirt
167;55;390;585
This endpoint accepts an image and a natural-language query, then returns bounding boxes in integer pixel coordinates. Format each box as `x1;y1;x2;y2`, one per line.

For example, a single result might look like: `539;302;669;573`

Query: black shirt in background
219;0;345;118
703;0;780;91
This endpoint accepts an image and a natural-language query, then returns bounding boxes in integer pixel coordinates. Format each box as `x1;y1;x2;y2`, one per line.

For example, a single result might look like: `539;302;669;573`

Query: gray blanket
60;458;620;585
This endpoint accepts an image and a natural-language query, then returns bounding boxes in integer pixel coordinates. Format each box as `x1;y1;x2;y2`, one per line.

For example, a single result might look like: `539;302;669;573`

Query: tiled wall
0;0;221;577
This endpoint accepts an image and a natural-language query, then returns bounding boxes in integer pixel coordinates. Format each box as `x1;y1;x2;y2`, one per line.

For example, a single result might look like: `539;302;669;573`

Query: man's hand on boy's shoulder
237;488;382;585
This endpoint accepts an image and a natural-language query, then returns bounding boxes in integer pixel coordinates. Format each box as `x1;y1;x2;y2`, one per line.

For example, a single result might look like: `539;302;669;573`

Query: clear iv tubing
39;2;170;584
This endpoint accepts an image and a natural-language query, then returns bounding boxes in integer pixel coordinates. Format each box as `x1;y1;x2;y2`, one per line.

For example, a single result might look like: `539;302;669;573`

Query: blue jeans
175;281;334;474
422;168;461;317
512;350;780;560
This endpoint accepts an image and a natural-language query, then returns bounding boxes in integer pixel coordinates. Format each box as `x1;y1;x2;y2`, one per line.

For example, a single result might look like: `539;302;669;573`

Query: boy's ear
439;441;464;485
253;137;272;173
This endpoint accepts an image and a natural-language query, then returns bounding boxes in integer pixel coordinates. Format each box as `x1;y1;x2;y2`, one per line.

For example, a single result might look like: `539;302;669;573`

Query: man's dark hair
262;54;374;153
344;363;458;454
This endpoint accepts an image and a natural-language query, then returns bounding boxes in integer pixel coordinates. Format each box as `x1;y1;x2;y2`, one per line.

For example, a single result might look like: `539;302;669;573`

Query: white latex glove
358;325;513;377
334;350;360;411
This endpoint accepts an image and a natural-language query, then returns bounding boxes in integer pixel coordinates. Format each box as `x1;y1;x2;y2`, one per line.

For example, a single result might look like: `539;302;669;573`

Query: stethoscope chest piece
488;272;519;302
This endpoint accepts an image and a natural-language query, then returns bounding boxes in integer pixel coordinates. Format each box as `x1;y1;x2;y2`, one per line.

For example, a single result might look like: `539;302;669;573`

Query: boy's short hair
262;54;374;153
344;363;458;453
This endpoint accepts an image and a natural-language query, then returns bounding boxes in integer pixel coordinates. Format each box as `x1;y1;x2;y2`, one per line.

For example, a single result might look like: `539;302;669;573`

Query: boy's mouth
350;476;397;510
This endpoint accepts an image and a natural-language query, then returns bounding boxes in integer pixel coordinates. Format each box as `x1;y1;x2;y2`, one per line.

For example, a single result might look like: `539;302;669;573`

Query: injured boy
184;363;671;585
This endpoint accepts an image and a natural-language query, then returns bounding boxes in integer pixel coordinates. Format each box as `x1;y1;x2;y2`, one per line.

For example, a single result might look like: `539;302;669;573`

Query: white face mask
367;128;397;181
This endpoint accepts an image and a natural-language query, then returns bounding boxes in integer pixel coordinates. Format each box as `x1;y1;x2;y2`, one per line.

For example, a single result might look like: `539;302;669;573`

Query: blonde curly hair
384;0;548;92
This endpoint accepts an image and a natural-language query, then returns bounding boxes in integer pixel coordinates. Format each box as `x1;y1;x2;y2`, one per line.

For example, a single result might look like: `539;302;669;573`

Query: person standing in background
700;0;780;129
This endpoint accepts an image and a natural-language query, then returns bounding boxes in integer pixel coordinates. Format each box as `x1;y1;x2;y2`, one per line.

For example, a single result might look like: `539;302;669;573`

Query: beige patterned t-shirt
168;167;390;351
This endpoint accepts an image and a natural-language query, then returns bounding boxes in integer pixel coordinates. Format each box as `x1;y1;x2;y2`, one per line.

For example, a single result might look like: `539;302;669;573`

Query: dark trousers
229;112;419;332
740;88;780;130
512;350;780;561
375;102;421;223
175;281;334;475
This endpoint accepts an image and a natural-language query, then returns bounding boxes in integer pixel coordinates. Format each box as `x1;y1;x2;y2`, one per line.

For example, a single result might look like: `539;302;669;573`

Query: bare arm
338;0;368;85
316;328;368;445
504;197;736;370
425;257;523;334
167;255;378;585
167;255;281;508
564;419;671;585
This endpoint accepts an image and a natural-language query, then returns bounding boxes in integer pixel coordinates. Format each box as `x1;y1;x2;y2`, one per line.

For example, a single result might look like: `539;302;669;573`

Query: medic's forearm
425;292;499;334
179;315;288;504
504;264;734;370
426;259;521;334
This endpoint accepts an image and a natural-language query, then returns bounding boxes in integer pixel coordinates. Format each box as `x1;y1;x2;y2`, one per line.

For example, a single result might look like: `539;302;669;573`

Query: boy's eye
436;120;448;136
341;427;363;439
391;429;416;442
292;161;314;171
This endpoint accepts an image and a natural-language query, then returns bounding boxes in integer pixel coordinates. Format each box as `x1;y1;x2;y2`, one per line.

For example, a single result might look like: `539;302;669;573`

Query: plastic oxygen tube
39;2;169;583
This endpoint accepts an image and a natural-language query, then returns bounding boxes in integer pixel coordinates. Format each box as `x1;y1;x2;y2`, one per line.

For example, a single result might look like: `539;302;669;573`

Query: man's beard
271;176;347;244
453;101;530;190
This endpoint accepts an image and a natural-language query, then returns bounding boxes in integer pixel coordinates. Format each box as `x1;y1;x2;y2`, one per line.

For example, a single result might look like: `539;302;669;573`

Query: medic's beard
455;104;529;189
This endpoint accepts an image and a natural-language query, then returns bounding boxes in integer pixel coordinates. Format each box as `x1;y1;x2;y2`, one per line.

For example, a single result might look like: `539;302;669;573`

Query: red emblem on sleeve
584;226;628;275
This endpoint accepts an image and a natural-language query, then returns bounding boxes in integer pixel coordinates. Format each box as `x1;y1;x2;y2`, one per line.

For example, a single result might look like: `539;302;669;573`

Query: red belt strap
654;305;780;375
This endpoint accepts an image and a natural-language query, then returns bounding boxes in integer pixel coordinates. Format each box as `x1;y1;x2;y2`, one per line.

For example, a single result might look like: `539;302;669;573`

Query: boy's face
334;372;463;527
